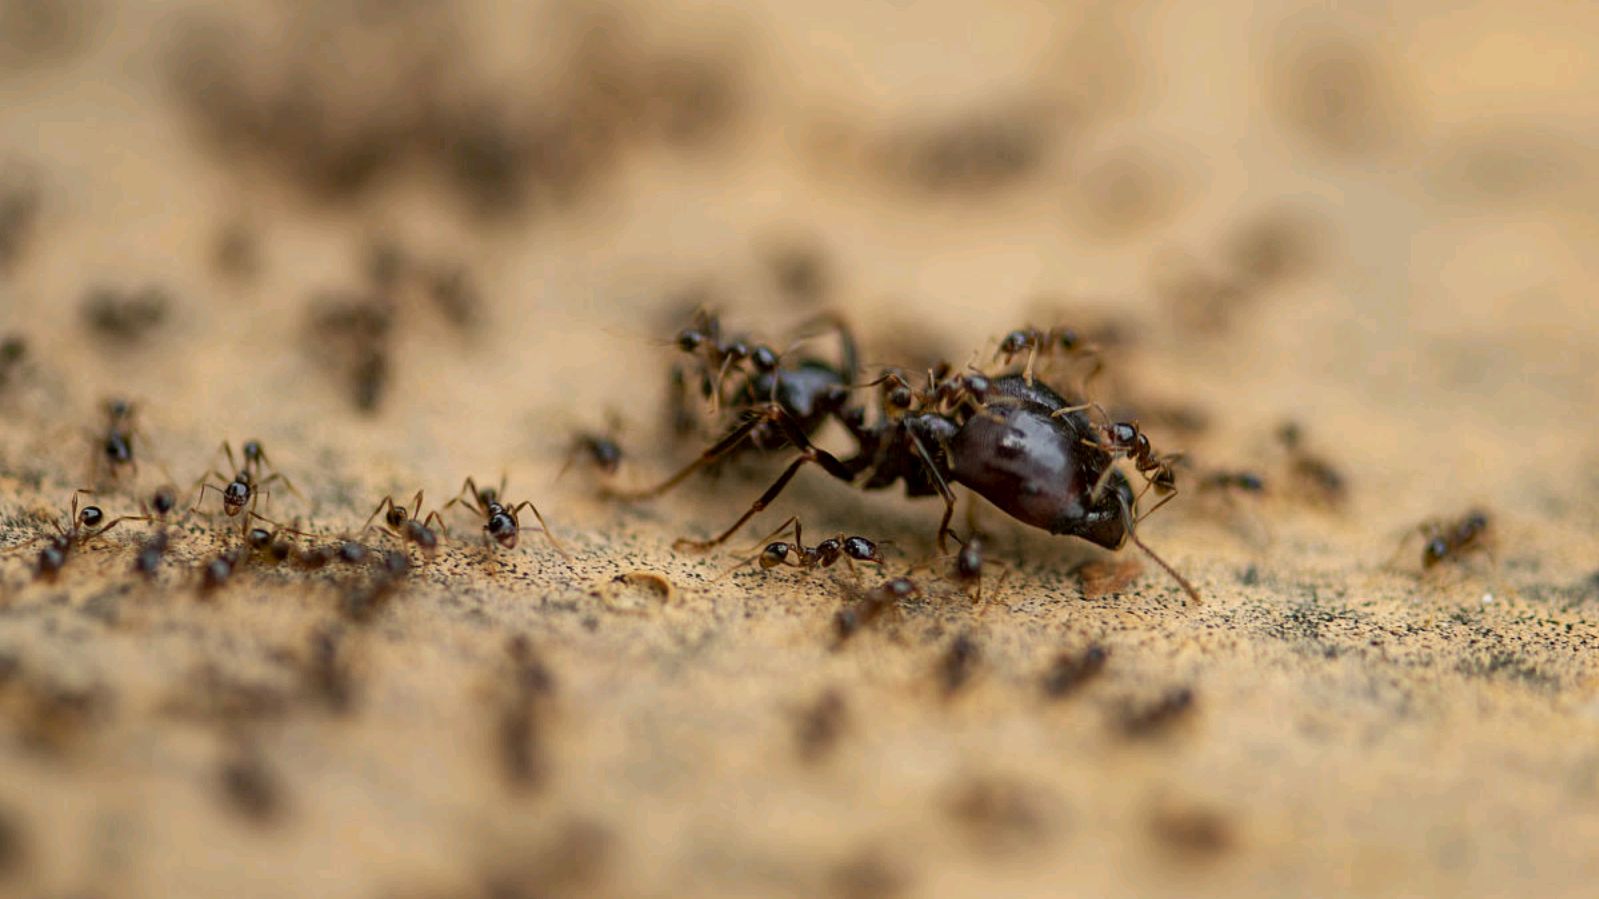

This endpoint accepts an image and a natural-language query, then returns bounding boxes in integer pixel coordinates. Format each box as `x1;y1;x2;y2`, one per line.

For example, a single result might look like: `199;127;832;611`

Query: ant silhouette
191;440;300;523
92;398;144;483
361;491;446;556
445;476;569;560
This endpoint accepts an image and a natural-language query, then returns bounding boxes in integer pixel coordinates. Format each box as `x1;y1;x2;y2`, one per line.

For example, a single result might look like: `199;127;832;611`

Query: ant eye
243;440;262;459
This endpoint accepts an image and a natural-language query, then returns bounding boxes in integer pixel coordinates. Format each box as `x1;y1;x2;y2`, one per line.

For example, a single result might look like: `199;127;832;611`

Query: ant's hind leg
673;410;855;551
361;496;398;533
510;500;571;563
607;410;775;502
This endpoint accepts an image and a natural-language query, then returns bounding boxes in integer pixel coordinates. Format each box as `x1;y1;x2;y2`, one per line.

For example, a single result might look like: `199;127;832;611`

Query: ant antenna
1125;529;1201;605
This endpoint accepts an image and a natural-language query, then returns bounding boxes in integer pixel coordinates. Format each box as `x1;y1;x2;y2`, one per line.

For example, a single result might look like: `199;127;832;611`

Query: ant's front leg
508;500;571;563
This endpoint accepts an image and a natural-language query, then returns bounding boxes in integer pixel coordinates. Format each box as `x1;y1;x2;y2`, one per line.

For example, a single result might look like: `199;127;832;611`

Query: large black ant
361;491;445;556
622;330;1200;602
445;476;569;560
726;516;884;577
8;490;137;581
191;440;299;522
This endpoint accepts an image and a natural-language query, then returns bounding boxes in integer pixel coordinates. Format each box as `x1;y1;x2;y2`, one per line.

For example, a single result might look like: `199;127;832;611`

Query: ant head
247;527;273;549
223;479;250;512
999;330;1031;354
487;511;518;548
676;329;706;353
385;506;408;529
242;440;264;462
1423;537;1449;567
380;550;410;578
1109;422;1138;445
1056;328;1082;350
751;345;780;372
955;539;983;576
962;373;991;399
1237;472;1265;492
842;536;881;564
1464;510;1490;533
152;486;176;515
37;543;66;577
477;486;498;505
759;542;790;569
104;397;133;419
79;505;105;529
338;541;368;564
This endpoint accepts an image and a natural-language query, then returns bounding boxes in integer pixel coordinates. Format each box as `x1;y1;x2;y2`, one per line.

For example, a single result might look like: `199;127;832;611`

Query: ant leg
444;477;486;517
509;500;571;563
219;441;238;476
1135;487;1179;525
674;410;855;551
420;510;448;536
796;311;860;383
904;431;960;553
607;410;775;501
361;496;399;533
189;481;228;513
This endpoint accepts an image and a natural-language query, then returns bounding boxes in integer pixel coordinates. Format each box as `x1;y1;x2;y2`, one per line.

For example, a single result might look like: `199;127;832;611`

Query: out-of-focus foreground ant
8;490;138;581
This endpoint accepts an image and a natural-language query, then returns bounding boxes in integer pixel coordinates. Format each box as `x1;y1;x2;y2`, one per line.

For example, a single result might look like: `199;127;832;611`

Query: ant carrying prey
191;440;299;522
618;319;1200;602
445;476;569;561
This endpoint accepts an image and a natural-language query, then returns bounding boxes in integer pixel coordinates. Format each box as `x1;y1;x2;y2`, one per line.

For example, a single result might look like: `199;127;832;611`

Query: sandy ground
2;1;1599;896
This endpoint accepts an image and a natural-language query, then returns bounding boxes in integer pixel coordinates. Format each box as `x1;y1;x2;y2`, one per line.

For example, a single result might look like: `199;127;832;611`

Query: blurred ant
909;535;1004;602
92;398;142;482
129;485;181;580
994;325;1102;387
8;490;138;582
1119;687;1195;738
561;414;625;479
0;334;25;389
1406;509;1492;571
833;577;920;645
191;440;299;522
341;549;411;622
1041;645;1108;699
1276;422;1346;506
445;476;569;560
361;491;445;556
198;547;247;596
938;632;980;697
725;516;884;578
1199;470;1265;494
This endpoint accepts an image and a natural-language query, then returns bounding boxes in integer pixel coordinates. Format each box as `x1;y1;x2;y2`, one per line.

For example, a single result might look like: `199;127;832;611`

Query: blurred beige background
2;1;1599;897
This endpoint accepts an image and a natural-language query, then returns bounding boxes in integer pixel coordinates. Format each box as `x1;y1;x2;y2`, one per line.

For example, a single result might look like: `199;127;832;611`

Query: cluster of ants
2;306;1493;630
2;401;567;613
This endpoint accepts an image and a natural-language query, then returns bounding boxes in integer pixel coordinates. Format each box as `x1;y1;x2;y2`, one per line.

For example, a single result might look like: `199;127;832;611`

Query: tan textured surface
3;2;1599;897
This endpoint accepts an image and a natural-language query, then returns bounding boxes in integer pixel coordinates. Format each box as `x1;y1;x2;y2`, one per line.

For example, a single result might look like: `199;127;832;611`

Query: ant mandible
445;476;569;560
9;490;137;581
191;440;299;522
362;490;446;555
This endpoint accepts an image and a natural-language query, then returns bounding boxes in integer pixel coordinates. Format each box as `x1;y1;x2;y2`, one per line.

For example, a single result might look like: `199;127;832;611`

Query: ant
8;490;137;582
994;325;1102;387
445;476;569;560
1276;422;1346;506
131;485;180;580
833;577;920;644
937;632;980;697
1119;687;1195;738
0;334;25;389
361;491;446;556
726;516;884;577
92;398;143;482
1410;509;1492;570
198;547;247;596
623;337;1201;601
191;440;299;522
1041;645;1108;699
1076;418;1181;522
1199;470;1265;494
341;549;410;622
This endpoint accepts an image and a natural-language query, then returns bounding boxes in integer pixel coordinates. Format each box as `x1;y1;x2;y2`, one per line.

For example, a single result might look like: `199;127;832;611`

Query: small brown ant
361;491;446;556
1041;645;1108;699
1088;419;1181;520
725;516;884;577
445;476;569;560
191;440;299;522
1413;509;1492;570
8;490;137;582
833;577;920;645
